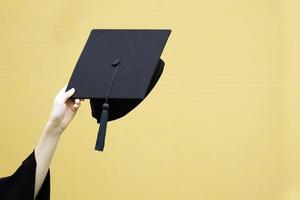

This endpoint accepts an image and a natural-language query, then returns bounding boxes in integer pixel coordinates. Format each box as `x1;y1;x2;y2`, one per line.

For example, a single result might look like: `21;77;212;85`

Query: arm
34;85;83;199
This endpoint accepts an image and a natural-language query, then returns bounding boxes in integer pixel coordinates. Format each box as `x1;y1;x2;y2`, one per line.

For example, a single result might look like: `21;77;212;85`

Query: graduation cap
66;29;171;151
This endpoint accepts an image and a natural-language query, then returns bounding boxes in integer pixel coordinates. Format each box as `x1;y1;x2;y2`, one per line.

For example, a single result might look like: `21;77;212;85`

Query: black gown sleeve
0;150;50;200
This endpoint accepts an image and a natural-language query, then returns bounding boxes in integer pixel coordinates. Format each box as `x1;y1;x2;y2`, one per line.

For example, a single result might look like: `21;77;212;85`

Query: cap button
111;58;120;67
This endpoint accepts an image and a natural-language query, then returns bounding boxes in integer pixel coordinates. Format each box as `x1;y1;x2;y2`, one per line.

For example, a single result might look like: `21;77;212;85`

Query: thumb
62;88;75;102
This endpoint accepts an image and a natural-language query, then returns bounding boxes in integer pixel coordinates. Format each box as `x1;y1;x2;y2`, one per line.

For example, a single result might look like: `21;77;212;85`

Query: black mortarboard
66;29;171;151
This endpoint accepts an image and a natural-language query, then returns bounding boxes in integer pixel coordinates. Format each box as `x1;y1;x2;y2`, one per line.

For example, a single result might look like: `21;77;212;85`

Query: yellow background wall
0;0;299;199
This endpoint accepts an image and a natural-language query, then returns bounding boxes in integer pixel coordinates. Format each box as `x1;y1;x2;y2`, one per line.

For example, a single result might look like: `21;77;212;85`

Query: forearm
32;86;81;198
34;121;62;199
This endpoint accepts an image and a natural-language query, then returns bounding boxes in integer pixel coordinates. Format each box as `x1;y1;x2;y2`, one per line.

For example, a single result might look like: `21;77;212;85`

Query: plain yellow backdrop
0;0;299;199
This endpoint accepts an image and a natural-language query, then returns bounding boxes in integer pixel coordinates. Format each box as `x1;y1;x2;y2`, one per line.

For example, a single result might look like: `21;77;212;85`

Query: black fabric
0;150;50;200
90;59;165;122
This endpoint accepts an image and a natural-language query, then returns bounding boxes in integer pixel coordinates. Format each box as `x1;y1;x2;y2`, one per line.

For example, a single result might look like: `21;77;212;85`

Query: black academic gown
0;150;50;200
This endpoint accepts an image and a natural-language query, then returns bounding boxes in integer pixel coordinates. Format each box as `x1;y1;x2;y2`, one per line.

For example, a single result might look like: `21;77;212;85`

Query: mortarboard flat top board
66;29;171;151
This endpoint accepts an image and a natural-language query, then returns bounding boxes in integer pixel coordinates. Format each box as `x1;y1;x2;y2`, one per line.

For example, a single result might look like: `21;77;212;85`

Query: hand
47;85;84;132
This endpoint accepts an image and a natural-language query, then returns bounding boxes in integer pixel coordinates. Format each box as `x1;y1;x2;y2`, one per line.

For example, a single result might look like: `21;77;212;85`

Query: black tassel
95;103;109;151
94;58;120;151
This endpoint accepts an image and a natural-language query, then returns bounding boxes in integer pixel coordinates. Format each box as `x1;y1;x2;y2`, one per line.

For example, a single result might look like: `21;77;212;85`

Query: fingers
56;84;85;106
62;88;75;102
73;98;81;111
